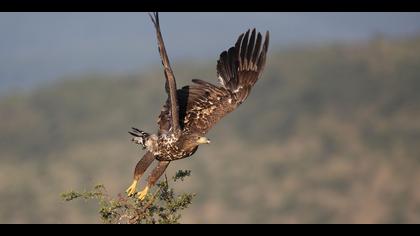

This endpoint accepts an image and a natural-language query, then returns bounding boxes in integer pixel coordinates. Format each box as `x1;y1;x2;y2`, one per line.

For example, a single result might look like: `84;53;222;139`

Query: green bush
61;170;195;224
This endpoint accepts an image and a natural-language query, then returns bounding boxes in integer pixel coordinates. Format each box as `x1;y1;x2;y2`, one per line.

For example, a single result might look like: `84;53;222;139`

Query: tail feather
129;127;150;149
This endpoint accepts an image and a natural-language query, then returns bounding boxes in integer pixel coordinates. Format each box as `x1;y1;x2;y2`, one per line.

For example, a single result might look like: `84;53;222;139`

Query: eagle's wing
149;12;180;133
158;29;269;135
217;29;269;105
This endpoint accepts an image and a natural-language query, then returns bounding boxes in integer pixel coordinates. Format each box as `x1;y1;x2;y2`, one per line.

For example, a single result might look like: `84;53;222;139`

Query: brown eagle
126;12;270;200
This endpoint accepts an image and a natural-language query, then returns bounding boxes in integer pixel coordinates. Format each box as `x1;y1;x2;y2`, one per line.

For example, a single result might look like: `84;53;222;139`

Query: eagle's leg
126;152;155;197
138;160;170;200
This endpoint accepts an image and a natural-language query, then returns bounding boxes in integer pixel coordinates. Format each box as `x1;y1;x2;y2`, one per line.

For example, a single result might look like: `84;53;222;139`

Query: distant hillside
1;35;420;223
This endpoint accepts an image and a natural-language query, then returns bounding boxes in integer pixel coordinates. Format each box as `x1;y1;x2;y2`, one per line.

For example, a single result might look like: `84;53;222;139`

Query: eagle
126;12;270;200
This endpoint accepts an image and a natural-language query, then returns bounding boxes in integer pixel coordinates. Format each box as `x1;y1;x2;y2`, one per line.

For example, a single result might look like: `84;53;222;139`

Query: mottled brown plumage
126;12;269;200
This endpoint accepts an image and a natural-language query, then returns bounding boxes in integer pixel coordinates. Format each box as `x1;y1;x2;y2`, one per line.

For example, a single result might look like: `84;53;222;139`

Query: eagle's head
182;133;211;150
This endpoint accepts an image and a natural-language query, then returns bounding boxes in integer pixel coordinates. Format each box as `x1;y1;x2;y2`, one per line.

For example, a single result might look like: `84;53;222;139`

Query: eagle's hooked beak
197;137;211;144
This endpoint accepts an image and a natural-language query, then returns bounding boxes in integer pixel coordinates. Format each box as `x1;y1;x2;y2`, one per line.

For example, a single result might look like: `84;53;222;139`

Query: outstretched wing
149;12;180;133
158;29;269;135
217;29;269;104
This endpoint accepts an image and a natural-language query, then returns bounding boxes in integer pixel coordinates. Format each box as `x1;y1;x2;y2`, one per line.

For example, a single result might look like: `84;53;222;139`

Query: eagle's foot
126;180;138;197
137;186;149;201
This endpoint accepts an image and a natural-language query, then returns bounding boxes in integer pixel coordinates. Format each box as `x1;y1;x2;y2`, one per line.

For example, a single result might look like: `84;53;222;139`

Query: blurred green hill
1;35;420;223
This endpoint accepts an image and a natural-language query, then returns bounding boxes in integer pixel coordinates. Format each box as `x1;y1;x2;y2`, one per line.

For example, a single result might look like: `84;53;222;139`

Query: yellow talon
137;186;149;201
126;180;138;197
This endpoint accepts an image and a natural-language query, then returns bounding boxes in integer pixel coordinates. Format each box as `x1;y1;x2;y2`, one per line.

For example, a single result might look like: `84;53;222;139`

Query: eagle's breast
155;133;197;161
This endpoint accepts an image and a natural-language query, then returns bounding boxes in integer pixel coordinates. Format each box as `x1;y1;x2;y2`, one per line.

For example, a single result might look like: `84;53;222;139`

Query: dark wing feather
178;80;234;135
158;80;229;135
149;12;180;133
158;29;269;135
218;29;269;104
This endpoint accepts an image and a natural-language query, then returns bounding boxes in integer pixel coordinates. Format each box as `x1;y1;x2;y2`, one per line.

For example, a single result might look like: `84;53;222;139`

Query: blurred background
1;12;420;223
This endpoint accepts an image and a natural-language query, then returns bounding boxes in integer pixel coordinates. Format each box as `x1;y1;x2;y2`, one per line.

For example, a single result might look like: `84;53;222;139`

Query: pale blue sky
1;12;420;93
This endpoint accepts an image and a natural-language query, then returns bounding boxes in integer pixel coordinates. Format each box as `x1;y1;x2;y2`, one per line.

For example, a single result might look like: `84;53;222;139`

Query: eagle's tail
129;127;150;149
